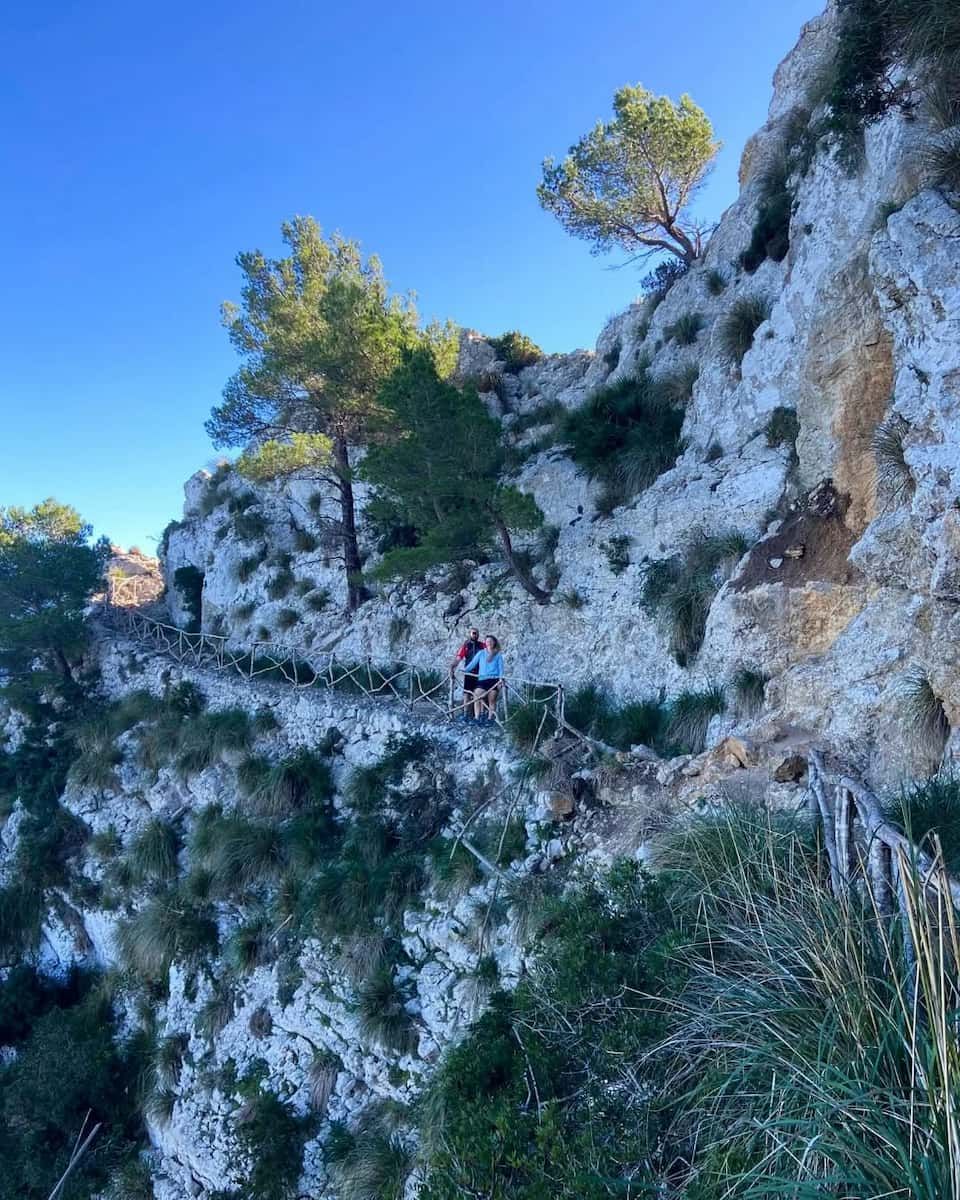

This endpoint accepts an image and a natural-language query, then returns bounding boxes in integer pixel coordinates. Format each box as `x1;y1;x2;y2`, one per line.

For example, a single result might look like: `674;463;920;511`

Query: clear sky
0;0;822;551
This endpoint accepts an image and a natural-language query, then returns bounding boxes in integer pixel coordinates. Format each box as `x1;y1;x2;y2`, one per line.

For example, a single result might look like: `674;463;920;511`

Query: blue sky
0;0;822;551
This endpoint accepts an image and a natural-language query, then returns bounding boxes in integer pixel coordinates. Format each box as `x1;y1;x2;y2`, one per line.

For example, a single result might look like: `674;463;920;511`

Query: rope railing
101;604;566;735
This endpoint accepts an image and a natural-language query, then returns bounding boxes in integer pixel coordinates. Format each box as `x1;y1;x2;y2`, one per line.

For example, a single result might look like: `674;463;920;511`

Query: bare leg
486;687;498;720
472;690;484;719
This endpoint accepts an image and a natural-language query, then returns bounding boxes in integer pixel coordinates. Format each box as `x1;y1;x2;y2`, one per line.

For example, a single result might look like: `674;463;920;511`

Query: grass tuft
720;296;771;365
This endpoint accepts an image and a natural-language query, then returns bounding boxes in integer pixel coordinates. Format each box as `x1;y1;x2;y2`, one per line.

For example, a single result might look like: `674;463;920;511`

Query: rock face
158;6;960;792
16;4;956;1194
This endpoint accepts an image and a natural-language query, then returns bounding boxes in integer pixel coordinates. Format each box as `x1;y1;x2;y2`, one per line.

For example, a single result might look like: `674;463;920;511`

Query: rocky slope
4;2;960;1196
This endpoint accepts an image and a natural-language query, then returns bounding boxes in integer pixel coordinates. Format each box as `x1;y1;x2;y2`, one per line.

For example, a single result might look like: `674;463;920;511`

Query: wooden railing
807;750;960;985
101;604;566;736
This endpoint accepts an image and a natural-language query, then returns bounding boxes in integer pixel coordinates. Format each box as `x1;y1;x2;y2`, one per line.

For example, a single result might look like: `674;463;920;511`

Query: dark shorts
463;674;480;695
476;678;501;693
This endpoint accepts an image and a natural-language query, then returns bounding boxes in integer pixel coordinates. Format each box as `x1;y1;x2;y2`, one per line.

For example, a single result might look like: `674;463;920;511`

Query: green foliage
731;666;769;716
70;719;123;791
884;776;960;874
233;1090;313;1200
705;267;727;295
206;216;450;611
238;749;334;818
873;413;914;502
357;970;418;1053
602;534;631;575
328;1119;413;1200
538;83;719;264
561;370;686;511
305;587;331;612
266;566;295;600
173;565;204;631
719;296;771;365
232;506;268;542
666;686;726;753
234;599;256;621
487;331;544;372
560;588;586;609
362;349;548;600
0;499;110;696
901;668;950;756
740;157;793;272
197;464;232;516
922;129;960;192
764;404;800;449
659;363;699;407
276;606;299;631
175;707;254;776
417;862;671;1199
641;533;750;666
666;311;705;345
641;257;689;299
116;893;219;982
128;817;180;884
235;552;263;583
0;977;147;1200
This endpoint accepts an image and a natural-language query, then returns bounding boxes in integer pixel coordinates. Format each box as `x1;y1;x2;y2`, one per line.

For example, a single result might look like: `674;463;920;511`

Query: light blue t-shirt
464;649;503;679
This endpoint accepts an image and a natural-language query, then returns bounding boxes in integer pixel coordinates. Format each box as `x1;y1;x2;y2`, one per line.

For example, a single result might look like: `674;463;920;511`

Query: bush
234;600;256;621
719;296;771;366
602;535;631;575
234;1090;312;1200
731;666;769;716
764;404;800;449
641;533;750;666
641;258;689;299
562;370;685;509
487;331;544;372
176;707;254;776
238;750;335;818
658;364;699;407
357;970;418;1053
276;607;299;631
233;507;268;542
70;720;123;791
560;588;586;609
197;464;232;516
740;158;793;272
292;525;319;552
873;413;914;502
128;817;180;883
173;565;204;630
236;553;263;583
305;588;331;612
328;1120;413;1200
267;567;295;600
901;668;950;756
666;311;704;345
0;980;148;1200
705;267;727;295
116;894;218;982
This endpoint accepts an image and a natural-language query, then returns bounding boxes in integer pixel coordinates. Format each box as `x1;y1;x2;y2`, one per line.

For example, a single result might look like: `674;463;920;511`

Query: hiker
462;635;504;724
450;627;484;719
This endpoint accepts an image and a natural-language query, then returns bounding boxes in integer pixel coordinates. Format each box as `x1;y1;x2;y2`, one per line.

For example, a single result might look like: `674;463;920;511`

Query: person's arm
450;644;466;674
463;651;481;675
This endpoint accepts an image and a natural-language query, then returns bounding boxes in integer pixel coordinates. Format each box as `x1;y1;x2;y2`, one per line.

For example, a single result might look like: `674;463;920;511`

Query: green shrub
173;565;204;630
562;370;685;508
238;750;334;818
128;817;180;883
70;720;123;791
228;912;277;973
705;267;727;295
560;588;586;609
234;600;257;621
731;666;769;716
719;296;771;365
329;1121;413;1200
159;519;183;558
873;413;914;502
666;686;726;753
166;680;206;717
292;525;319;552
666;311;705;345
357;970;418;1053
176;707;254;776
276;607;299;631
236;553;263;583
740;158;793;272
602;535;631;575
116;894;218;982
901;668;950;756
885;776;960;874
233;507;269;542
233;1090;312;1200
487;330;543;372
658;364;699;407
198;464;232;516
641;258;689;299
0;980;148;1200
764;404;800;449
191;810;287;896
267;567;295;600
305;588;331;612
641;533;750;666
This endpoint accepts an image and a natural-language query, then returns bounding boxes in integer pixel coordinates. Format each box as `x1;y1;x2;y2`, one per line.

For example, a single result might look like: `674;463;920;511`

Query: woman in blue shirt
462;635;504;723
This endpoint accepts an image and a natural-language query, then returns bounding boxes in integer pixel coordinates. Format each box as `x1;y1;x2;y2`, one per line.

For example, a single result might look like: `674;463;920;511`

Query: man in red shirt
450;627;484;720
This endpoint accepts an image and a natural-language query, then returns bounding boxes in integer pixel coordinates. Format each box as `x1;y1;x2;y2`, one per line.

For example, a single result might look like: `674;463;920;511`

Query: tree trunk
331;435;369;612
492;515;551;605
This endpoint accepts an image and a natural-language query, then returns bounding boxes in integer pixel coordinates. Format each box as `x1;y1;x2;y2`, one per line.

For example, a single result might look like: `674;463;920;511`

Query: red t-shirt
457;640;484;665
